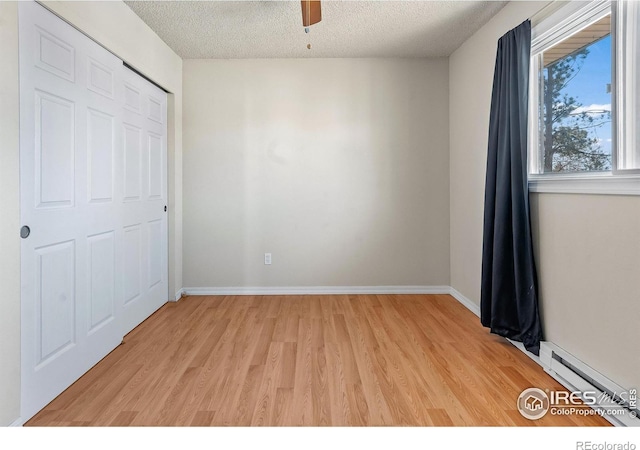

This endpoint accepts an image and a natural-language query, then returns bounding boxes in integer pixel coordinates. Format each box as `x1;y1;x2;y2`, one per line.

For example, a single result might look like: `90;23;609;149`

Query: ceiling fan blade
301;0;321;27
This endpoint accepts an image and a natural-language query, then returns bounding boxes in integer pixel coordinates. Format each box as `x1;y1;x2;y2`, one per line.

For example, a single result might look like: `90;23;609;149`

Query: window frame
614;0;640;174
528;0;640;195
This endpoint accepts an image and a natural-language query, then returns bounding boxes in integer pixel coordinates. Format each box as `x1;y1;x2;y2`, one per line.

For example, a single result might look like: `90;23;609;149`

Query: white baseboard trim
9;416;24;427
172;288;184;302
182;285;452;296
448;287;481;317
507;338;542;366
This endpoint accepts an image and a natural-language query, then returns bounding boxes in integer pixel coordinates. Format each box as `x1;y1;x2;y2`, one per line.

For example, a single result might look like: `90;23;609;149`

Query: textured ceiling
125;1;507;59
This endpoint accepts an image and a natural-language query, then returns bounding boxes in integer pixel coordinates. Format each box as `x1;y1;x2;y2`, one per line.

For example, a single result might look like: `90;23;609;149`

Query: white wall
0;0;183;425
183;59;450;288
530;194;640;390
450;1;639;390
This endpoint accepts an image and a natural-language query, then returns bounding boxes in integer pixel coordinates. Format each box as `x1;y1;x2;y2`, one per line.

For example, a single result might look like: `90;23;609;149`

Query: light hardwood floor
26;294;609;426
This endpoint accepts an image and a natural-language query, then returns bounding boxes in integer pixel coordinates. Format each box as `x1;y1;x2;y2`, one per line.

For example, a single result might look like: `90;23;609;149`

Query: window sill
528;173;640;196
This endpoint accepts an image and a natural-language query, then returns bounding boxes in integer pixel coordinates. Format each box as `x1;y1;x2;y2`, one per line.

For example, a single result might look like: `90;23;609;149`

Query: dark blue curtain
481;20;542;355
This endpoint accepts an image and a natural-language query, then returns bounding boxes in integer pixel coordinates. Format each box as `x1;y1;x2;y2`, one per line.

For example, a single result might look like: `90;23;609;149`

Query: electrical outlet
264;253;272;265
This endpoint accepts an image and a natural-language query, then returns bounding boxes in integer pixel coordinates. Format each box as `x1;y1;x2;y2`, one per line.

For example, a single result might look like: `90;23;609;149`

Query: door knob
20;225;31;239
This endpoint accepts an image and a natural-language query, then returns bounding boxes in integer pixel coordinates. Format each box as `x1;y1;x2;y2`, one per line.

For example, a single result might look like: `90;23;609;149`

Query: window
529;1;640;194
538;16;612;174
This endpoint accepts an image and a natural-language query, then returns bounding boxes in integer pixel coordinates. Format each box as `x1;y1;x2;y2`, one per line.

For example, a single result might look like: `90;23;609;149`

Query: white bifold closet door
19;1;168;421
119;65;168;335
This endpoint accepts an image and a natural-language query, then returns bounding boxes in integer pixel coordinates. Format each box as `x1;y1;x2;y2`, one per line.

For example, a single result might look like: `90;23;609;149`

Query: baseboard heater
540;342;639;427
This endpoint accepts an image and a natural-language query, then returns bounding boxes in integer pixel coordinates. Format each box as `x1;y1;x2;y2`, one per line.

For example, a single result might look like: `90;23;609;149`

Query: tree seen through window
541;16;612;173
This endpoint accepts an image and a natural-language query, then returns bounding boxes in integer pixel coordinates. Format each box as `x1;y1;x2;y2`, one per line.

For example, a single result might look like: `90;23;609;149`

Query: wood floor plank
109;411;138;426
190;410;215;426
232;364;266;426
311;347;332;426
273;388;293;426
342;307;394;425
25;294;611;427
290;322;313;426
250;342;285;426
